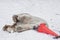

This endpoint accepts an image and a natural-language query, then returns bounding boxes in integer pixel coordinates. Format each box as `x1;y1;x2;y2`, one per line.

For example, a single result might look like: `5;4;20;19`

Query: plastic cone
37;23;59;36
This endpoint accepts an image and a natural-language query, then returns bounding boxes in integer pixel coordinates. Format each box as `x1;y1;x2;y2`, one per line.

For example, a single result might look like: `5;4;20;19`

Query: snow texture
0;0;60;40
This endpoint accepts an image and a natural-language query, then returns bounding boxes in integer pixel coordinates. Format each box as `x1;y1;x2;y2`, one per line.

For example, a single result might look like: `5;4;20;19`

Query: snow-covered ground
0;0;60;40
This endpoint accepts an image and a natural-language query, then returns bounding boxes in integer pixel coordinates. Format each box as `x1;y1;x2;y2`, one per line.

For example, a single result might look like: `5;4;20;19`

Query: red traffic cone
37;23;59;36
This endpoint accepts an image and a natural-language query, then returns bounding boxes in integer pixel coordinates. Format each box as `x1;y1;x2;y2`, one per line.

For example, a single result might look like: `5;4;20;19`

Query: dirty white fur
7;27;14;33
16;13;47;24
3;13;48;33
13;13;48;32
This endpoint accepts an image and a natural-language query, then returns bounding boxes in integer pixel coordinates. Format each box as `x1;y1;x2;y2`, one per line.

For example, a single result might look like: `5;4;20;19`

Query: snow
0;30;57;40
0;0;60;40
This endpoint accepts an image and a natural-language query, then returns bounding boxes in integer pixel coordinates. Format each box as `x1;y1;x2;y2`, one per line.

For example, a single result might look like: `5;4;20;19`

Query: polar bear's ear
12;15;18;22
